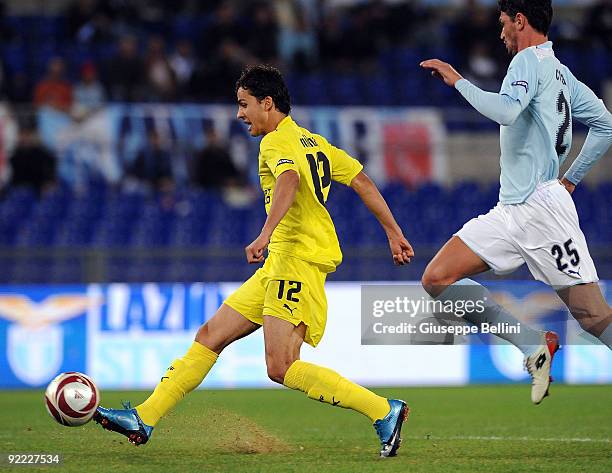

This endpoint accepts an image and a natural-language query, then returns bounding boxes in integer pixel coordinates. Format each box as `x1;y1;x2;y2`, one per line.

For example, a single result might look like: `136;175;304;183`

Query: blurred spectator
73;62;106;117
318;10;350;70
98;0;139;38
8;127;57;194
139;0;175;31
191;128;240;189
194;2;254;101
170;40;196;99
0;0;606;109
278;4;317;71
247;2;279;63
127;130;174;192
201;2;245;55
451;1;504;74
33;58;73;113
104;36;145;102
66;0;113;44
0;0;13;43
464;42;501;90
67;0;97;38
383;1;420;46
145;36;176;101
196;0;224;15
366;0;391;48
583;0;612;50
0;59;5;100
343;4;378;71
6;72;31;104
194;39;250;101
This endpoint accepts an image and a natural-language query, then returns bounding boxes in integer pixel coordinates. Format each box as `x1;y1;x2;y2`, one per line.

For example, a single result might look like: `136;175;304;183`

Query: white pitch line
405;435;611;443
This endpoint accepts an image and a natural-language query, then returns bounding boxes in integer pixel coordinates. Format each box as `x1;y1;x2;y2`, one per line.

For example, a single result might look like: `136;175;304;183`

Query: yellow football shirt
258;115;363;272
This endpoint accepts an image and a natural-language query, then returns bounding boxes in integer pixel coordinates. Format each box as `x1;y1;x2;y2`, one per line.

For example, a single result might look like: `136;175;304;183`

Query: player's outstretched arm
419;59;463;87
350;171;413;265
245;169;300;264
420;58;523;126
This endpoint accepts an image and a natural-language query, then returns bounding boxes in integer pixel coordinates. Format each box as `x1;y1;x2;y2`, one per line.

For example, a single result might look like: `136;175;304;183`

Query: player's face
236;87;267;137
499;12;518;55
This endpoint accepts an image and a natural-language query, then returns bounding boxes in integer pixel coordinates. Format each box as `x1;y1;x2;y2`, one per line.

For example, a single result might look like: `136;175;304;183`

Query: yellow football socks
283;360;390;422
136;342;218;426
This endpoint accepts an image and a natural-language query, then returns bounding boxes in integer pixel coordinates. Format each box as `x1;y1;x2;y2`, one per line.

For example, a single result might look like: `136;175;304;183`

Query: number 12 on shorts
277;280;302;302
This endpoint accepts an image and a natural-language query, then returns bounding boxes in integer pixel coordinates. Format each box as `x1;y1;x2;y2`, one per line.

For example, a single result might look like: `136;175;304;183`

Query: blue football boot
373;399;409;457
93;401;153;446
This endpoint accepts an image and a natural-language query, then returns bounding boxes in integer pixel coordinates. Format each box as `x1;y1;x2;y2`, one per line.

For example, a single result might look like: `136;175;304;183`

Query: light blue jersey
455;41;612;204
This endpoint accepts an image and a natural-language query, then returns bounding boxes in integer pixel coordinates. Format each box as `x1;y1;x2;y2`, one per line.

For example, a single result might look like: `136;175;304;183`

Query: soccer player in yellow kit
94;65;414;457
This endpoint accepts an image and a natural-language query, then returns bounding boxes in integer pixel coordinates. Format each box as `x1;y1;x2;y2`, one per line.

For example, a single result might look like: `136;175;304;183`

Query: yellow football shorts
224;251;328;347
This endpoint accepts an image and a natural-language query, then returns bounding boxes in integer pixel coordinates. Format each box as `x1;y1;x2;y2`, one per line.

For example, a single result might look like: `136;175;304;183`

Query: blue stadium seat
207;207;251;245
55;217;96;246
169;215;210;246
573;185;596;226
92;220;134;247
67;196;104;222
168;259;209;282
15;218;56;247
107;258;131;282
131;220;169;247
65;44;95;70
299;74;331;106
364;76;394;106
2;44;27;72
49;259;83;283
330;75;361;106
1;174;610;282
395;48;420;73
12;260;52;283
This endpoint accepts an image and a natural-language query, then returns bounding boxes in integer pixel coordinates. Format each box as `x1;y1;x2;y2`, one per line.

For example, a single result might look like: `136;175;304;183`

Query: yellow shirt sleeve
262;141;299;178
327;143;363;186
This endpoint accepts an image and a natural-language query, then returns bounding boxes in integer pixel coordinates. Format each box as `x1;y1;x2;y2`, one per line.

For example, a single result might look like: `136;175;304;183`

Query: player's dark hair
498;0;553;35
235;65;291;115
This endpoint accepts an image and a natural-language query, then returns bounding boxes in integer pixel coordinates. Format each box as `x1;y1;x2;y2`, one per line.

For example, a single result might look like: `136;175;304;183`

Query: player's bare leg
261;315;306;384
94;304;259;445
422;236;490;296
422;236;555;403
195;303;261;353
557;283;612;347
264;316;408;457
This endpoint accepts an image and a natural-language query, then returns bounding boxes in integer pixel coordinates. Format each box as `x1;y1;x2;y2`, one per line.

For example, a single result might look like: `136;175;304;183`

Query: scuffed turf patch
203;407;291;454
160;403;291;454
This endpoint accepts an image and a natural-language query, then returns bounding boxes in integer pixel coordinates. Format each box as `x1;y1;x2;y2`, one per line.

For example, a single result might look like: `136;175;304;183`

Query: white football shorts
455;180;598;288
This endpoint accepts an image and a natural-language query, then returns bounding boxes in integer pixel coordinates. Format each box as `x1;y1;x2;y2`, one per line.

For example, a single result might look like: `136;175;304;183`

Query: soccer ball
44;372;100;427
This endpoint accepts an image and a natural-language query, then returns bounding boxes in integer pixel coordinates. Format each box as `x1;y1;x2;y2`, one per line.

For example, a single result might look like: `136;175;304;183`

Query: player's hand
389;234;414;265
559;177;576;194
245;232;270;264
420;59;463;87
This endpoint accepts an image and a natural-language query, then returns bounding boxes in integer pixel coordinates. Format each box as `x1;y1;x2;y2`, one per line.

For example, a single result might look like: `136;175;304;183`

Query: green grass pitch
1;385;610;472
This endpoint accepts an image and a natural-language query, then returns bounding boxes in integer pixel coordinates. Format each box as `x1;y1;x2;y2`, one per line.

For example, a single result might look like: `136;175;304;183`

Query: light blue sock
598;324;612;349
436;279;543;355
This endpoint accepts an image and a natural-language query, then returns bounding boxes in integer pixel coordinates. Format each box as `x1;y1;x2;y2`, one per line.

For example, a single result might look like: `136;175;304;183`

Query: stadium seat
0;175;610;282
300;74;331;106
49;259;83;283
329;75;361;106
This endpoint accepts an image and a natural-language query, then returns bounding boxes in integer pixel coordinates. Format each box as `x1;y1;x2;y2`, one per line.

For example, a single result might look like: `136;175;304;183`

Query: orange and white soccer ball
44;372;100;426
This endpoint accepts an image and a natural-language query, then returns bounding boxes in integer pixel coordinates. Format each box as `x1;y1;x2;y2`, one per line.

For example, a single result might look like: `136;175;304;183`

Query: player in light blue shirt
420;0;611;404
454;40;612;204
